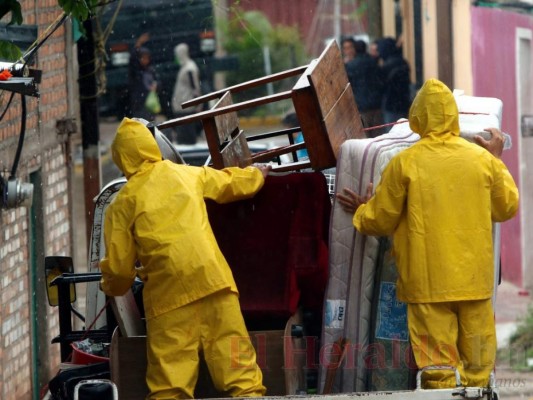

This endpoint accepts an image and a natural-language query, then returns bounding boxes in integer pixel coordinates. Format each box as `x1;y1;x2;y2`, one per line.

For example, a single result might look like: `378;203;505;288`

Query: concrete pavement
495;280;530;347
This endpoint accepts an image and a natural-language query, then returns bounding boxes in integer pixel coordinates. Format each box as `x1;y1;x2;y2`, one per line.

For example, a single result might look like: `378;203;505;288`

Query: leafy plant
498;306;533;371
0;0;22;25
221;8;308;116
0;40;21;61
0;0;99;61
57;0;100;22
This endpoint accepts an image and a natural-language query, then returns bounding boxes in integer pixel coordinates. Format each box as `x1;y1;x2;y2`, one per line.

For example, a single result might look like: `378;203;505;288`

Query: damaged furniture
157;39;365;172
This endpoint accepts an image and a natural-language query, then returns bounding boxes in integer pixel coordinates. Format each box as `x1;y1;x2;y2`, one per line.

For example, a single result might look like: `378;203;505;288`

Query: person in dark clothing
376;37;412;127
127;33;158;121
368;40;380;62
344;40;384;137
341;37;357;63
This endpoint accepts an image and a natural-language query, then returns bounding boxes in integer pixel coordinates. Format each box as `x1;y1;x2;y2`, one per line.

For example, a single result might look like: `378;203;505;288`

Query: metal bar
74;379;118;400
286;128;298;161
51;331;109;344
251;142;306;163
247;126;300;141
50;273;102;285
253;388;494;399
57;281;73;361
271;161;312;173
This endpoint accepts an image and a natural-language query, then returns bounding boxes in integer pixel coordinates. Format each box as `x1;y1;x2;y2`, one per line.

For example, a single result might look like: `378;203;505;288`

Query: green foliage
223;10;272;88
221;8;308;116
0;0;22;25
0;40;21;61
58;0;101;22
269;25;307;82
0;0;97;61
498;306;533;371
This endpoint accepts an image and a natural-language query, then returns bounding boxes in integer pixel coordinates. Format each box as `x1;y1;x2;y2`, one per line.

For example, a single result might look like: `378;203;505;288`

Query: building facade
0;2;81;399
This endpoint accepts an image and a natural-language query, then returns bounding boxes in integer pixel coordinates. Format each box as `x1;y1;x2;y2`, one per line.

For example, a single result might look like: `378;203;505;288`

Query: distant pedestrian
171;43;202;144
341;37;358;64
376;37;411;127
344;40;384;137
368;40;380;62
127;32;158;121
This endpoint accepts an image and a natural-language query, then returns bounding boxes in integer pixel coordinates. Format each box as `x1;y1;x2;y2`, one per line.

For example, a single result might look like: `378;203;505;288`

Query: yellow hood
409;78;460;138
111;118;162;178
355;79;519;304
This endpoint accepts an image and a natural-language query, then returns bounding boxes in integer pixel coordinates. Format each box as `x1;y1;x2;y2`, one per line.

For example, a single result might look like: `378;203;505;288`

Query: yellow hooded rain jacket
354;79;519;303
100;118;265;319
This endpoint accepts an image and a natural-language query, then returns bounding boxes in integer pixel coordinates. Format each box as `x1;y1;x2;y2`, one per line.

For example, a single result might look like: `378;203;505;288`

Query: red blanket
207;172;331;320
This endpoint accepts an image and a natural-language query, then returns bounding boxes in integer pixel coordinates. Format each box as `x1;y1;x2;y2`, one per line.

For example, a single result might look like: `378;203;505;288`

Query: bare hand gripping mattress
319;94;504;394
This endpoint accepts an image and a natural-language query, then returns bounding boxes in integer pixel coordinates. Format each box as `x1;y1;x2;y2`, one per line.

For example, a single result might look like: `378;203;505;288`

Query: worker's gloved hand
336;183;373;214
254;164;272;179
474;127;505;158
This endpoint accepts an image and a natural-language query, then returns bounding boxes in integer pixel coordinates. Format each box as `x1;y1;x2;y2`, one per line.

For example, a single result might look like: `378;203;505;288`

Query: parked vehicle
43;139;499;400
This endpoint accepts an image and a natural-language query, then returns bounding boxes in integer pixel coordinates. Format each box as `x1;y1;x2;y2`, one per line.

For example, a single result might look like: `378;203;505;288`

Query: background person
376;37;412;127
99;118;269;399
341;37;357;64
368;39;380;62
171;43;203;144
344;39;384;137
127;33;158;121
337;79;519;389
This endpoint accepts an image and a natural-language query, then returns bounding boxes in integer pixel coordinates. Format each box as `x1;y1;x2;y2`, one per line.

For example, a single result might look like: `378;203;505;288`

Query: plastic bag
145;90;161;114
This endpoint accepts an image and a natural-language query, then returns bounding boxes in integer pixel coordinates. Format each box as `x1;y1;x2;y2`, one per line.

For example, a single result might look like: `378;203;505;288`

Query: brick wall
0;208;31;398
0;1;78;398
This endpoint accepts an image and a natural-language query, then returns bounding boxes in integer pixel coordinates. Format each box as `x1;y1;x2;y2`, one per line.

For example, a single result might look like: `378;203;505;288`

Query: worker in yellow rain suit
99;118;268;399
337;79;519;388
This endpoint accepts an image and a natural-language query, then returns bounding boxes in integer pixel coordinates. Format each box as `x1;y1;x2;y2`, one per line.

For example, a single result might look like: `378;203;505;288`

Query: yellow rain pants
407;299;496;388
145;289;266;399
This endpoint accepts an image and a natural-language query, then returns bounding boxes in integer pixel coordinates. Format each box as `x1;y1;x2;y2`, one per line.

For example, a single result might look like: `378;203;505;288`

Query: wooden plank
220;130;253;168
200;92;240;169
110;290;146;338
213;92;239;144
202;117;224;169
292;39;363;170
158;91;293;131
306;40;349;118
292;77;335;170
322;84;365;157
110;328;149;400
271;160;312;173
181;65;308;108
